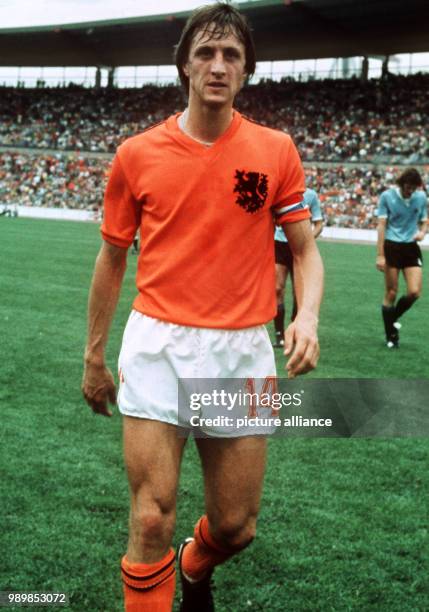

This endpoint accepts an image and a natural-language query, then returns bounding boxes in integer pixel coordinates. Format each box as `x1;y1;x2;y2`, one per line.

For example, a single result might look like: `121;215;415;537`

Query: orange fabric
182;515;237;581
101;111;308;329
121;549;175;612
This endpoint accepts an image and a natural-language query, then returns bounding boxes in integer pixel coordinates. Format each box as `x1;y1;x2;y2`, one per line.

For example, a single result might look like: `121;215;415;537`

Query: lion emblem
233;170;268;213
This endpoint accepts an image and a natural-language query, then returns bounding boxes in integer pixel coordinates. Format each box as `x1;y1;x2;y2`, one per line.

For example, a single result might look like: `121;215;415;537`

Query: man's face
183;26;247;109
401;183;417;199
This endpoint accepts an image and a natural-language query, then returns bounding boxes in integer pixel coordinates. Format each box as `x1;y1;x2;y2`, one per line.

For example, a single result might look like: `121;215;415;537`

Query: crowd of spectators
306;165;401;229
0;84;182;153
0;151;108;211
238;74;429;164
1;73;429;163
1;74;428;227
2;149;426;230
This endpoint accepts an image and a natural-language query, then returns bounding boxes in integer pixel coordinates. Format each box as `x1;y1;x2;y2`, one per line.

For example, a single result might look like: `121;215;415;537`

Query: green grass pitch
1;218;428;611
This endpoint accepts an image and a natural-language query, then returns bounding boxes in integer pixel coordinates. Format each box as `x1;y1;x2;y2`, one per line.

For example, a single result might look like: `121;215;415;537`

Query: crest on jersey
233;170;268;213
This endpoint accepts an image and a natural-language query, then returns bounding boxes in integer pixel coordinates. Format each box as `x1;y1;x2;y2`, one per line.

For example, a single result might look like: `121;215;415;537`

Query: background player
82;4;323;611
273;187;323;348
376;167;427;347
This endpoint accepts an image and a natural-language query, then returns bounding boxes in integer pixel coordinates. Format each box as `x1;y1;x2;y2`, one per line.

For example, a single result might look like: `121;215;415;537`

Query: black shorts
384;240;423;269
275;240;294;271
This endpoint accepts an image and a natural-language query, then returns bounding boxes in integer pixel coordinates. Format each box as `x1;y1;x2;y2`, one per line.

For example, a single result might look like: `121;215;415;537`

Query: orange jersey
101;111;309;328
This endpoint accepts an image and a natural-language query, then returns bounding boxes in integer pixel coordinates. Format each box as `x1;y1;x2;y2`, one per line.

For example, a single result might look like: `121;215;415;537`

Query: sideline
2;207;429;247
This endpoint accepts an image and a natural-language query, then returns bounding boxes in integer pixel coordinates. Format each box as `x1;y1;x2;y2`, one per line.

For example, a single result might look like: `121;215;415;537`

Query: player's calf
182;515;254;582
381;304;396;342
273;303;285;347
179;515;256;612
395;293;419;320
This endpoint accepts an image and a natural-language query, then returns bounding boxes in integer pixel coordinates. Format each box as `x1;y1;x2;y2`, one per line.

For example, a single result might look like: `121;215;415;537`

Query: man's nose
211;51;226;75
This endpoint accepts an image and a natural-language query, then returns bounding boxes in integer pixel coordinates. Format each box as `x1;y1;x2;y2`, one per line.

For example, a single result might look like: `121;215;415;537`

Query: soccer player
82;4;323;611
273;187;323;347
376;168;427;348
132;231;139;255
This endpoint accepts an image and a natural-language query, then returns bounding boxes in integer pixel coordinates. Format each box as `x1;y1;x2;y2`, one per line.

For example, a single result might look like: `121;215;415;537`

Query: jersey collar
395;186;411;207
166;110;242;153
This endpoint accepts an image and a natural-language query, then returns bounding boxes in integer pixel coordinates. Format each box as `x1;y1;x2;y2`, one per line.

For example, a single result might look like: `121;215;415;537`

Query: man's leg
274;263;287;347
395;266;422;319
122;417;187;612
382;265;399;346
179;436;266;609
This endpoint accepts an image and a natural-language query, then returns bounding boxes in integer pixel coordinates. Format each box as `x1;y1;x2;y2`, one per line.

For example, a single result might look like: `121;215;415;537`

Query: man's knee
407;289;420;301
131;503;175;546
385;287;397;303
211;514;257;551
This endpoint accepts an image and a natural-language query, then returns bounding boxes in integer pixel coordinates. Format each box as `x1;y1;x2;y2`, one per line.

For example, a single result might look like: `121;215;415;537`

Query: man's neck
396;186;410;202
183;102;234;144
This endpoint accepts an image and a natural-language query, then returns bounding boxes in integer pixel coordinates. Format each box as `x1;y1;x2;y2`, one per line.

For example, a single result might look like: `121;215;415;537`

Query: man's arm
282;218;324;378
376;218;387;272
82;241;128;416
414;219;427;242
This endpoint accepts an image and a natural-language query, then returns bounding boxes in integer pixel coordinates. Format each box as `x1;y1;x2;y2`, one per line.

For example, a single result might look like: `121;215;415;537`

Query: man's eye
196;49;212;58
225;49;241;60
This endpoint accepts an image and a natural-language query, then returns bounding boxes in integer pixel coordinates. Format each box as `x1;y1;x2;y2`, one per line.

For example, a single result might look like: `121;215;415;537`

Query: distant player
376;168;427;347
0;204;18;217
132;231;139;255
273;187;323;347
82;4;323;611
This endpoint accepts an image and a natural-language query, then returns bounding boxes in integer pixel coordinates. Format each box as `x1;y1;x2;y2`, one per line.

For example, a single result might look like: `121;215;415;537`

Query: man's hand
376;255;385;272
284;310;319;378
413;230;425;242
82;361;117;417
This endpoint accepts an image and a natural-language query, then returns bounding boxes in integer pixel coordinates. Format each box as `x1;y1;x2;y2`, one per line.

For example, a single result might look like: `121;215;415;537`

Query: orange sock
121;548;175;612
181;515;238;581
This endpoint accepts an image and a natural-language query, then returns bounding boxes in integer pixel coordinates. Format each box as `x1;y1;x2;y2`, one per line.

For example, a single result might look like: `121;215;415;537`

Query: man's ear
183;63;190;77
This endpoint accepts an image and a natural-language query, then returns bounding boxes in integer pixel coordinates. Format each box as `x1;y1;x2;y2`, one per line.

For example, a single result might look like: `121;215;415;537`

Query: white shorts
117;311;277;437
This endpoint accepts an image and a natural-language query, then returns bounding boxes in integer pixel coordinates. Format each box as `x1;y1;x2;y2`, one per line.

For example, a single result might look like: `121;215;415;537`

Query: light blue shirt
377;187;427;243
275;188;323;243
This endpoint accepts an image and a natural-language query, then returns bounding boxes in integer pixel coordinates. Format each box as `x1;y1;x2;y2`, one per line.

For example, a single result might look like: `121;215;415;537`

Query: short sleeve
272;136;309;225
377;192;388;218
309;191;323;221
100;153;142;248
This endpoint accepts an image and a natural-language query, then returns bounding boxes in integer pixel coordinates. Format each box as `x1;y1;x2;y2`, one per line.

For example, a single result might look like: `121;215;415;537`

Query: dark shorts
384;240;423;269
275;240;294;271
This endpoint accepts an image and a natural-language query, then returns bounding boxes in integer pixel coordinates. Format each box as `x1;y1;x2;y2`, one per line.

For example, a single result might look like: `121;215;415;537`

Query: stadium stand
1;0;428;230
1;74;429;163
2;150;427;230
0;150;108;211
1;74;428;228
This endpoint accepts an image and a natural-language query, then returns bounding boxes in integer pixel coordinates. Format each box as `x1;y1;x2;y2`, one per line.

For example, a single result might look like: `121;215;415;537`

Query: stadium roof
1;0;428;68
